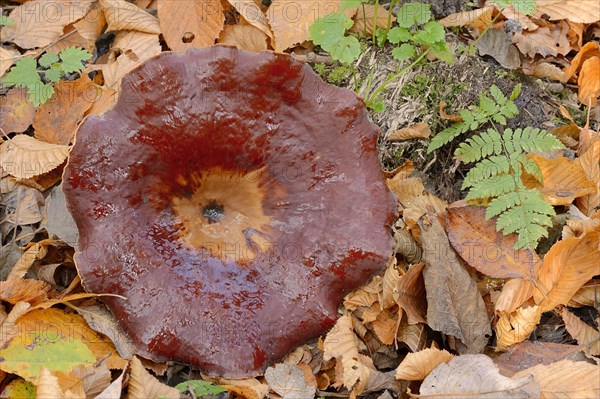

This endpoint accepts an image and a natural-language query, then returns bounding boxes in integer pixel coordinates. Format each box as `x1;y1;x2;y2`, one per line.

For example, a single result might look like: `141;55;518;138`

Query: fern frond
503;127;563;154
494;189;554;249
466;174;517;199
519;155;543;182
486;191;521;218
455;128;502;162
427;123;469;153
489;85;507;105
462;155;510;189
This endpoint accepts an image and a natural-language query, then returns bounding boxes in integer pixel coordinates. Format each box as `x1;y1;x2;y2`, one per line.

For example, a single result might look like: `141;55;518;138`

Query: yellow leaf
217;378;268;399
0;0;95;49
494;278;535;314
395;347;454;381
561;308;600;355
227;0;274;40
127;357;179;399
0;135;69;179
73;5;107;50
534;232;600;312
578;56;600;106
100;0;160;34
513;360;600;398
576;140;600;216
439;6;494;31
495;305;542;351
157;0;224;51
219;24;269;52
563;41;600;82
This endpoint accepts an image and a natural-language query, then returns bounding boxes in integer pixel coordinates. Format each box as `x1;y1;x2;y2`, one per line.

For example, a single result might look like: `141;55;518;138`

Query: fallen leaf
568;280;599;307
0;135;69;179
578;56;600;106
513;21;571;58
495;305;542;351
439;101;462;122
95;367;125;399
324;315;371;394
395;347;453;381
394;262;427;324
388;123;431;141
382;258;401;309
372;307;401;345
386;176;448;214
0;278;50;305
344;275;382;310
0;184;45;226
127;357;179;399
525;154;597;205
73;4;107;50
561;307;600;355
219;24;269;52
534;232;600;312
33;75;95;145
43;184;79;246
494;341;585;377
536;0;600;24
0;47;19;78
513;359;600;398
0;0;95;48
100;0;160;34
494;278;535;314
563;41;600;82
420;216;491;353
497;4;538;31
217;378;269;399
476;29;520;70
36;369;67;399
528;62;566;81
418;354;539;398
100;31;161;89
446;206;540;279
157;0;224;51
351;5;394;35
227;0;274;40
0;88;36;134
268;0;355;52
439;6;494;31
265;363;316;399
576;140;600;216
45;27;89;55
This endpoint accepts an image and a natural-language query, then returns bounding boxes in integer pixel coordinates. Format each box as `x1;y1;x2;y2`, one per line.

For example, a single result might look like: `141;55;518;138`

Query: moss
310;63;354;86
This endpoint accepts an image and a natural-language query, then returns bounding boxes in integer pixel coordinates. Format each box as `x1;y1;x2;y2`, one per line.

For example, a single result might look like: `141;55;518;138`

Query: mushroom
63;46;396;377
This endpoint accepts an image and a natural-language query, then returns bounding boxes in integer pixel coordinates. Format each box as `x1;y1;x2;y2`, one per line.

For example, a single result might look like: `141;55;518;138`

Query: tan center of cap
172;167;273;262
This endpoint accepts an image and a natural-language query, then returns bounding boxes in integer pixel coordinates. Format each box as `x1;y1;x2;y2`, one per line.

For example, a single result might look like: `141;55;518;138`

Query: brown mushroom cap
63;46;396;377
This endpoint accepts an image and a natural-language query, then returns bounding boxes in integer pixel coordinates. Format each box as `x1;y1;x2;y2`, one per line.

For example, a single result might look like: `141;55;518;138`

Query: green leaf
466;174;517;200
3;57;41;88
392;43;416;61
175;380;227;396
397;2;432;27
330;35;361;64
424;21;446;43
462;155;510;189
429;41;455;64
26;83;55;106
340;0;362;11
388;27;411;44
0;15;13;26
44;65;63;83
510;83;522;100
310;13;353;52
58;46;92;74
39;51;59;67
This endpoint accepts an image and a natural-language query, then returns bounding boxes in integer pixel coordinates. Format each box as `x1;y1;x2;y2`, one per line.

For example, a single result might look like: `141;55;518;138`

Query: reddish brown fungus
63;46;396;377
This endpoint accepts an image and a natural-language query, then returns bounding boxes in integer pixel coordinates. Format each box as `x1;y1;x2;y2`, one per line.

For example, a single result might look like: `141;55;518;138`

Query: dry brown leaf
0;278;50;305
561;307;600;355
395;347;453;381
218;378;269;399
528;62;566;81
96;367;125;399
568;281;599;307
563;41;600;82
0;47;19;78
446;206;541;279
578;56;600;106
86;86;118;116
497;4;538;31
386;176;448;214
344;275;382;310
158;0;224;51
494;278;535;314
439;6;494;30
495;305;542;351
100;0;160;34
382;258;401;309
265;363;316;399
418;354;539;398
219;24;269;52
77;305;136;360
476;29;520;69
324;315;371;394
525;154;597;205
493;341;585;377
535;232;600;312
0;88;36;134
372;307;400;345
33;75;95;145
127;357;179;399
45;27;89;55
536;0;600;24
513;21;571;58
100;31;161;89
0;135;69;179
227;0;274;40
37;369;66;399
420;216;491;353
394;262;427;325
0;0;95;49
74;5;107;50
513;359;600;398
397;319;427;352
62;364;112;398
576;140;600;216
351;5;394;35
439;101;462;122
268;0;355;52
388;123;431;141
